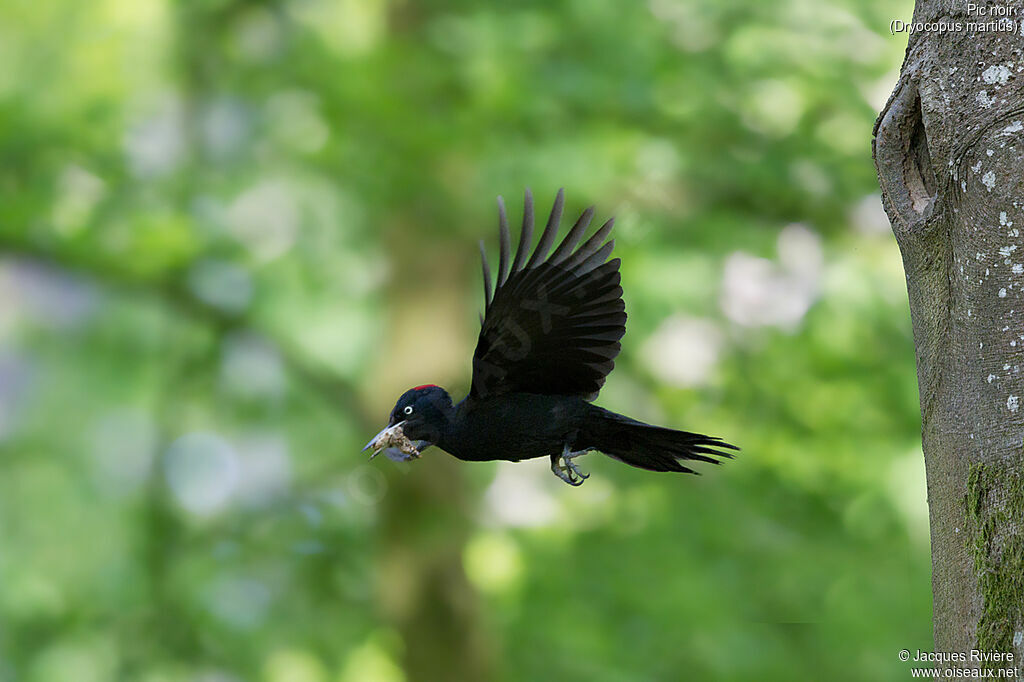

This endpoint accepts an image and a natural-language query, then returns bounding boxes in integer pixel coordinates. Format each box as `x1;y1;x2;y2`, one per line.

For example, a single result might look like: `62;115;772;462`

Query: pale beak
362;420;405;455
362;420;434;462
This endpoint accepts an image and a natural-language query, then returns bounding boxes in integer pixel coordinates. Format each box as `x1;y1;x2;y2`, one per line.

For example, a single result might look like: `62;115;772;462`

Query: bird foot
550;446;592;486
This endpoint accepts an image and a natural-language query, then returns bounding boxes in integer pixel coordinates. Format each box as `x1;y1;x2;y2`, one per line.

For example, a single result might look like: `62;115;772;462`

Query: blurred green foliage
0;0;926;680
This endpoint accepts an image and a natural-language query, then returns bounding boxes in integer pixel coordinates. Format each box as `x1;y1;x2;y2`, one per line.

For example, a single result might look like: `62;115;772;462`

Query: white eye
403;406;414;415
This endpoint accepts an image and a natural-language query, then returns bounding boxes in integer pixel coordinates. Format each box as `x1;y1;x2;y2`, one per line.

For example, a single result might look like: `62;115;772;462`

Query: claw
549;453;575;485
549;445;591;486
565;457;590;481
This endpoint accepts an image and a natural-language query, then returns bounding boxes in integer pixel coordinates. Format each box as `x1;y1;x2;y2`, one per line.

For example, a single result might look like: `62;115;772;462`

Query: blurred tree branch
0;232;374;428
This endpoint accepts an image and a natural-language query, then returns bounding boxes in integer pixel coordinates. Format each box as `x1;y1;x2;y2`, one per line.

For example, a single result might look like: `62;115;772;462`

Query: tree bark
874;0;1024;665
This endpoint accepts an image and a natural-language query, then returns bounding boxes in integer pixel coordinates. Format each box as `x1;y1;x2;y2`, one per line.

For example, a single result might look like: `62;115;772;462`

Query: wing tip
479;239;493;307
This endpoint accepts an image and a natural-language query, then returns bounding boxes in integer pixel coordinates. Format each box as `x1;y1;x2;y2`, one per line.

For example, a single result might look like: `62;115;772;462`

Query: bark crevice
908;94;937;214
874;79;940;235
874;76;952;426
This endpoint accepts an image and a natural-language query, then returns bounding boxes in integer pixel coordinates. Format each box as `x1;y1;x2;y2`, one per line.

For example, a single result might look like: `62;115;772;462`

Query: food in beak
363;423;422;460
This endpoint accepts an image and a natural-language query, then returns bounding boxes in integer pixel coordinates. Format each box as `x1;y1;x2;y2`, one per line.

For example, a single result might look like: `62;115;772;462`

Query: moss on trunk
964;459;1024;659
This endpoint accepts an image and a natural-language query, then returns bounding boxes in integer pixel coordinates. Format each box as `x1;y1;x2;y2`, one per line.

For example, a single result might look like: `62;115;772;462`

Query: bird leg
564;448;591;481
550;444;592;486
550;454;582;486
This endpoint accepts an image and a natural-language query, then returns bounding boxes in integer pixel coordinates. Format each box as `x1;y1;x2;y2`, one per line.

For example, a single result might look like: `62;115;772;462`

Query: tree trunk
873;0;1024;665
369;225;494;682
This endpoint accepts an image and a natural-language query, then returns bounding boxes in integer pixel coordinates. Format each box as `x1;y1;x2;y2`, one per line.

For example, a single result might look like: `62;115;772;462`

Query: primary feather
471;189;626;400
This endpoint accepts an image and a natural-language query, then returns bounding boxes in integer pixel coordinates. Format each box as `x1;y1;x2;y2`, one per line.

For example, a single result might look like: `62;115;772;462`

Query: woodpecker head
362;385;453;461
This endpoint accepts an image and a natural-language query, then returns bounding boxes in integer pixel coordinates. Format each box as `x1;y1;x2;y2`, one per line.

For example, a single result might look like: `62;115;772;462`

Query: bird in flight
364;189;737;485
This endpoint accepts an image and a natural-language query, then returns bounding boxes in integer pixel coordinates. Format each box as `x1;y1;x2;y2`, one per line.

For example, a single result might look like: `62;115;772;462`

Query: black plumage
364;189;737;485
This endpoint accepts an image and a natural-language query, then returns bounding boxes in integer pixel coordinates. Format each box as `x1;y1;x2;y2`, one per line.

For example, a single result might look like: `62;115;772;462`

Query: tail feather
584;406;737;474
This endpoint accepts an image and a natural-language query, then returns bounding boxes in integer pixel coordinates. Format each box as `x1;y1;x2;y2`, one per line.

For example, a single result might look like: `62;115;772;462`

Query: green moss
964;459;1024;660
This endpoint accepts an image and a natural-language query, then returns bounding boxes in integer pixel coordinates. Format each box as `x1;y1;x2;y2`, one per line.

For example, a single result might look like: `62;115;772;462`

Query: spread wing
471;188;626;400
